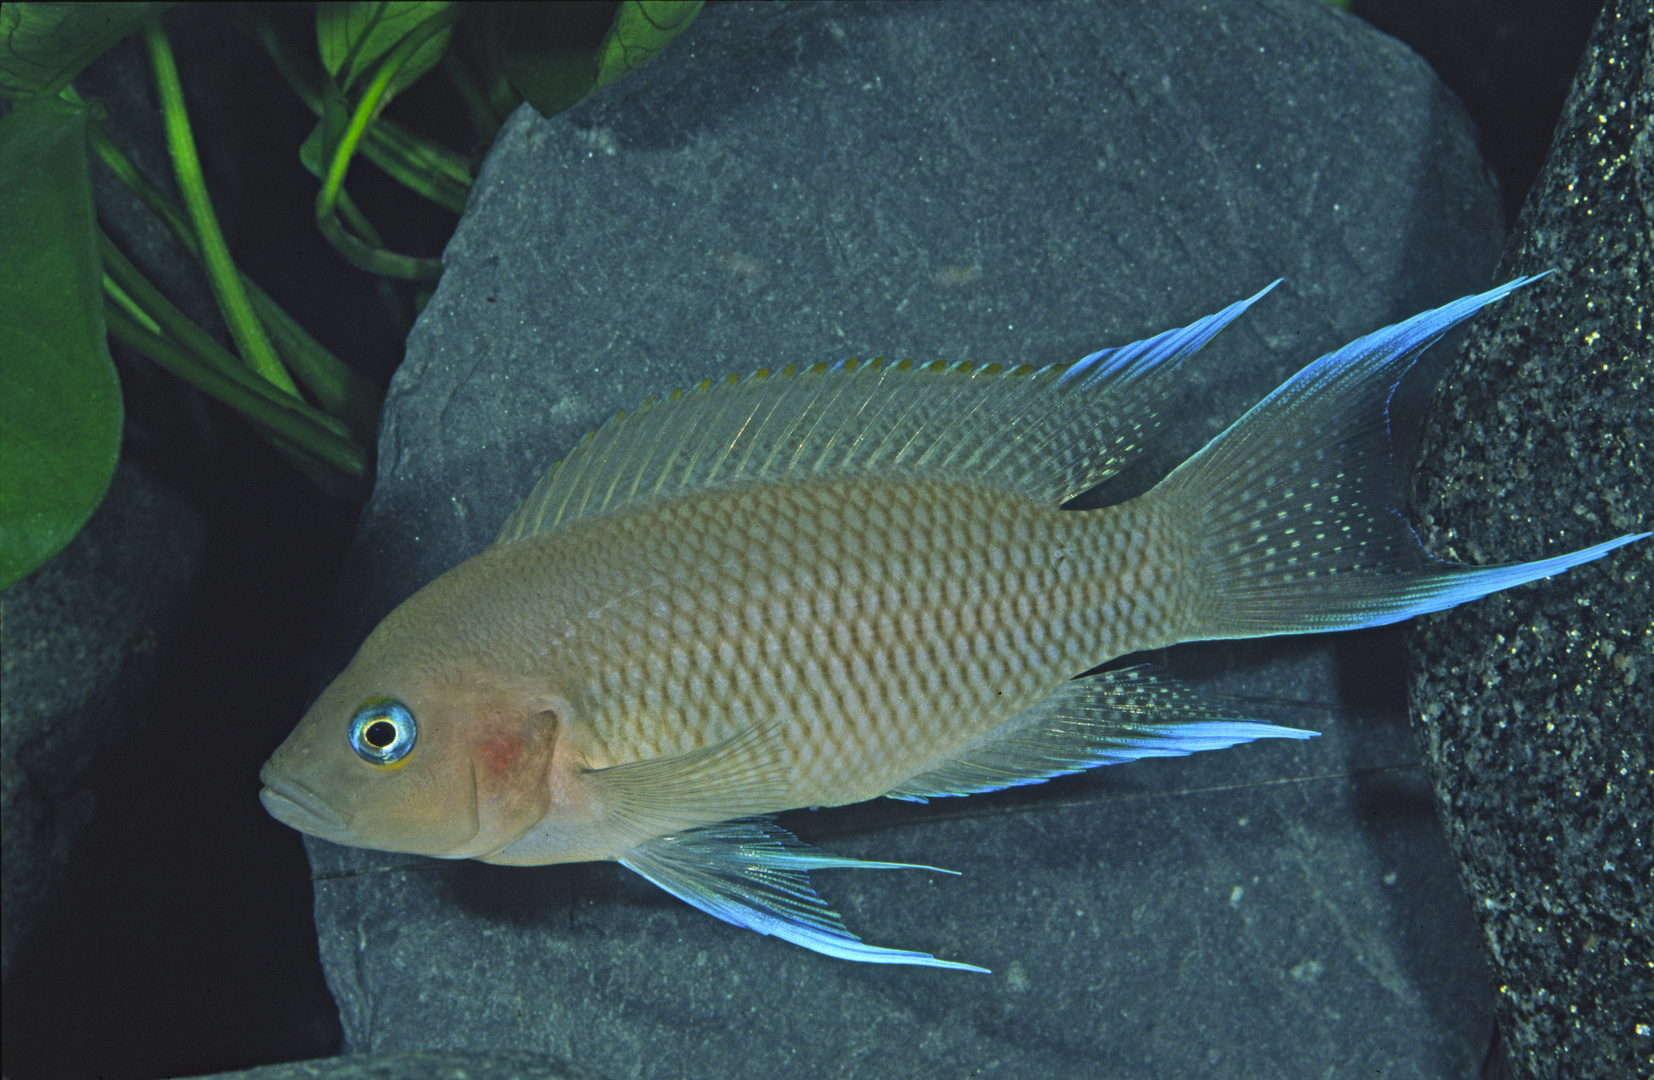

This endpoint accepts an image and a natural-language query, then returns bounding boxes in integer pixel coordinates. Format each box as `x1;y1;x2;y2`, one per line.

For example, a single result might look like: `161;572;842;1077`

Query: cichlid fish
260;276;1645;971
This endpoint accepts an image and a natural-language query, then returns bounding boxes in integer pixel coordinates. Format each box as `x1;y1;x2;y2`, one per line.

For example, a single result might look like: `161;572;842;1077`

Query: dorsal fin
496;282;1280;543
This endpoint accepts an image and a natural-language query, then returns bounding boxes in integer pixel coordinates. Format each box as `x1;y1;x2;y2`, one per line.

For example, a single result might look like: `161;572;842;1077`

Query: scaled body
455;477;1172;818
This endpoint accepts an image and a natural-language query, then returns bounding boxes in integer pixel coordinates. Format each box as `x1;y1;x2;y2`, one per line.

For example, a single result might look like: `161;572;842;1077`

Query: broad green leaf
592;1;703;94
317;1;453;99
0;97;123;589
498;2;604;123
0;2;171;101
504;0;701;120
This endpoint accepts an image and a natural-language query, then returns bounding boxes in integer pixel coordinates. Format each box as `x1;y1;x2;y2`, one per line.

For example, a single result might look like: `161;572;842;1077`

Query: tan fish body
285;477;1179;862
261;277;1645;969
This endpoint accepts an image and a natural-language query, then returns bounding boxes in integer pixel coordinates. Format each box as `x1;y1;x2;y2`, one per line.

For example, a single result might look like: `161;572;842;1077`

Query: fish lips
259;766;353;842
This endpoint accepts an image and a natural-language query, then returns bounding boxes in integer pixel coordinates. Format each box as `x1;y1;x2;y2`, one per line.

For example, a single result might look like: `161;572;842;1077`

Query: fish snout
258;768;352;839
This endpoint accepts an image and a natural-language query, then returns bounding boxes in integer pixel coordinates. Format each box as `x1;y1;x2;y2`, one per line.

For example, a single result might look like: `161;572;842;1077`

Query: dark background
0;2;1608;1077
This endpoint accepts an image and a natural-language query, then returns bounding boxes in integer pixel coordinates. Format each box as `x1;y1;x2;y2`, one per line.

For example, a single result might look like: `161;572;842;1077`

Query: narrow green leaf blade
317;0;453;98
592;0;702;93
0;97;123;589
0;2;171;101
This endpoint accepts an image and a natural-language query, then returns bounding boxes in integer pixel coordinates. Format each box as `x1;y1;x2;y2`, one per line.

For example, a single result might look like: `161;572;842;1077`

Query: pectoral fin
618;819;989;972
584;723;799;846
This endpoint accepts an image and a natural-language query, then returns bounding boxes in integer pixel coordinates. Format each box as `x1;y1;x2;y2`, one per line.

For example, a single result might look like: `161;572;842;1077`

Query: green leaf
0;2;171;101
592;1;703;94
317;0;453;99
497;3;602;121
503;0;701;120
0;97;123;590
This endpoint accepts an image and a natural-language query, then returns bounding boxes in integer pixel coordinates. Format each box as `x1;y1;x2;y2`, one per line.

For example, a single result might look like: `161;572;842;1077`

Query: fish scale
260;276;1646;969
539;475;1170;807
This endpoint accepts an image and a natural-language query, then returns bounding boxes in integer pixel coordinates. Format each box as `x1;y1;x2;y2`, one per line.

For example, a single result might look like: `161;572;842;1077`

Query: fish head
259;612;563;861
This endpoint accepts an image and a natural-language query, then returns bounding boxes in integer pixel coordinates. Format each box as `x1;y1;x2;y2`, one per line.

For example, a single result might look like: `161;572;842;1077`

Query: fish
260;276;1646;971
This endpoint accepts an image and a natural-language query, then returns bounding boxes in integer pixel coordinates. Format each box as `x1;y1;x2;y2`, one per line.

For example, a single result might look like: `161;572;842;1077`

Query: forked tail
1146;276;1647;639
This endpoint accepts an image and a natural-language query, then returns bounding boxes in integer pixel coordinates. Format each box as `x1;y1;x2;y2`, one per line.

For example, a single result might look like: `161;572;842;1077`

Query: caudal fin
1148;276;1647;639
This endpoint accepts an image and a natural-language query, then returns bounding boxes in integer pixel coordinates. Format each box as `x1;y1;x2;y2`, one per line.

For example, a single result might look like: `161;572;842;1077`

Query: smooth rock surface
1409;1;1653;1076
298;2;1516;1076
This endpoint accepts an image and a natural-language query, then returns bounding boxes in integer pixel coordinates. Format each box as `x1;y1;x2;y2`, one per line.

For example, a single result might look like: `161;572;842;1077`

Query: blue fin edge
1057;279;1283;388
1255;273;1550;413
1346;530;1652;631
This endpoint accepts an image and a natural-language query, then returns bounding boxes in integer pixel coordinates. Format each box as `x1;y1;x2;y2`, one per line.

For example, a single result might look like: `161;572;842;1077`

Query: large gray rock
1409;2;1653;1076
298;1;1517;1076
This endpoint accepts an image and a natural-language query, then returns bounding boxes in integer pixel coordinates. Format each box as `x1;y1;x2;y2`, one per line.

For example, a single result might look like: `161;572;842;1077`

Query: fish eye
347;697;416;767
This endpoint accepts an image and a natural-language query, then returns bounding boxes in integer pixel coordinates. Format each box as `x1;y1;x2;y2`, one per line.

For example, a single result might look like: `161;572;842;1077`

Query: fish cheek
468;706;559;845
343;735;482;855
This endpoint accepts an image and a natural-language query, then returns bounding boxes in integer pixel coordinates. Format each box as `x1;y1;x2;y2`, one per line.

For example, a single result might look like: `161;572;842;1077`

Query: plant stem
365;116;472;212
99;231;258;392
254;17;471;214
84;122;194;248
98;231;357;444
102;273;163;336
252;280;383;441
85;107;381;440
316;7;463;281
143;17;300;396
104;304;366;482
443;48;501;147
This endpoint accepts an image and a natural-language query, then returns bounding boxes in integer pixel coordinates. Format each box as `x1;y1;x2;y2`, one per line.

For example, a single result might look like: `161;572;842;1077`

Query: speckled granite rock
0;462;202;983
1408;1;1652;1077
295;1;1521;1076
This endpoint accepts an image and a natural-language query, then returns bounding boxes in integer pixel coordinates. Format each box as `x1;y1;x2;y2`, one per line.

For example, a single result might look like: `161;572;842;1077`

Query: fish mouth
258;771;352;840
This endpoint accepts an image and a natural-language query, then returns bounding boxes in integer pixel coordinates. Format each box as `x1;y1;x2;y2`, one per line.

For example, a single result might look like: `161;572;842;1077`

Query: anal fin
887;668;1316;801
618;819;988;972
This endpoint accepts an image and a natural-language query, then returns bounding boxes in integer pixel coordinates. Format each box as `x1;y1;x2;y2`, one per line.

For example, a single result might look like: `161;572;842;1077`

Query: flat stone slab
298;1;1512;1076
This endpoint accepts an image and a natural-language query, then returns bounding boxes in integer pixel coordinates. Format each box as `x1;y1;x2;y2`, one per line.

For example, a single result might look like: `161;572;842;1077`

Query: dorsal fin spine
614;399;664;507
732;369;809;482
803;359;884;474
566;421;618;526
656;380;730;496
757;372;824;477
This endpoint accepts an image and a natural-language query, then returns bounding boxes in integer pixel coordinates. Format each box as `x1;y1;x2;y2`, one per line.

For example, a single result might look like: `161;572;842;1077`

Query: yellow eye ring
348;697;416;767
